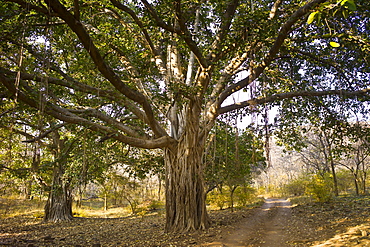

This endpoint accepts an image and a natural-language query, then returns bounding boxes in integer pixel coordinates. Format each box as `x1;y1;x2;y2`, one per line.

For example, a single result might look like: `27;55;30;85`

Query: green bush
283;176;309;196
234;186;257;206
207;190;228;210
306;173;334;202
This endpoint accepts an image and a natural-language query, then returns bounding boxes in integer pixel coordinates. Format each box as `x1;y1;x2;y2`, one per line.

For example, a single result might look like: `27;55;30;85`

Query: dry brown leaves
286;196;370;246
0;197;369;246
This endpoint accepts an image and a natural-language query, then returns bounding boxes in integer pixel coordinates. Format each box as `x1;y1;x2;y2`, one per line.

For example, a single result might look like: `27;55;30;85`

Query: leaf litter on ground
0;196;369;246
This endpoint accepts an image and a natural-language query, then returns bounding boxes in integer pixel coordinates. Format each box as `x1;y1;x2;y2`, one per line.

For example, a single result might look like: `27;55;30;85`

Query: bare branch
73;0;80;21
269;0;283;19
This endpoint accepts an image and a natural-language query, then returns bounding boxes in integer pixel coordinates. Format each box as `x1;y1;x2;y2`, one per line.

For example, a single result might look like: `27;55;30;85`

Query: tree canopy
0;0;369;232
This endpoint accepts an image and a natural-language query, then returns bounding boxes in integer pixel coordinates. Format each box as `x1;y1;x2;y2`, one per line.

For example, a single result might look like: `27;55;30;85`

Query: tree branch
141;0;208;69
173;0;208;69
219;0;328;104
73;0;80;21
69;107;142;138
45;0;167;137
0;74;175;149
141;0;175;32
0;67;150;125
207;0;239;62
269;0;283;19
109;0;167;75
292;48;349;81
218;88;370;115
110;1;155;54
6;0;54;16
22;123;68;143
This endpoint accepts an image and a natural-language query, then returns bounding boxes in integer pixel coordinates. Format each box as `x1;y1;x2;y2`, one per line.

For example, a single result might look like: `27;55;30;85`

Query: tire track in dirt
202;198;292;247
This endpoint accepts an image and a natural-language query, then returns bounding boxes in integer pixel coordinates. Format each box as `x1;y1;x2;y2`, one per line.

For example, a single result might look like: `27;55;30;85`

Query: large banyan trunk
44;163;73;222
44;131;73;222
164;100;210;232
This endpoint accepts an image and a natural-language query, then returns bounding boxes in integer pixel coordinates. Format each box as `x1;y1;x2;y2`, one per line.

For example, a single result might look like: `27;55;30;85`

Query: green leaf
307;11;319;24
329;41;341;47
341;0;357;11
342;9;349;18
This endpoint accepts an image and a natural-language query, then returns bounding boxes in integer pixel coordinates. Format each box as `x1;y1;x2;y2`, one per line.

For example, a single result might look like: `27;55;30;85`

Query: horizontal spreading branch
22;123;67;143
0;67;150;124
6;0;53;16
0;73;176;149
218;88;370;115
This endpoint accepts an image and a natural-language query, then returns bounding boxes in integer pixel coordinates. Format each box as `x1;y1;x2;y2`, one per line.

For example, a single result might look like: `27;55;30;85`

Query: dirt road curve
202;198;292;247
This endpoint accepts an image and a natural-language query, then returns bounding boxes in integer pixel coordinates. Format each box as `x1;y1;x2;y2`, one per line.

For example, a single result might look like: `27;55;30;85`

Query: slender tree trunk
158;175;162;202
353;173;360;196
330;160;339;196
361;161;367;195
76;186;83;208
229;186;237;212
104;193;108;211
363;171;367;195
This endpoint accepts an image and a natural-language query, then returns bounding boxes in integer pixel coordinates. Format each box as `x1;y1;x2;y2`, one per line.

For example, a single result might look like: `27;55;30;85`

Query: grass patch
0;197;44;218
288;195;314;206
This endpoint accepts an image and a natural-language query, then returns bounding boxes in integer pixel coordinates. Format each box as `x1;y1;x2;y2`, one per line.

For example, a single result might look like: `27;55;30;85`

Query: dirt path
202;198;292;247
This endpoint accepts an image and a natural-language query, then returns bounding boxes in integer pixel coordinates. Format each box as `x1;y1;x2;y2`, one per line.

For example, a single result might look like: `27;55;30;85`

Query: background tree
204;120;266;211
338;121;370;195
0;0;369;232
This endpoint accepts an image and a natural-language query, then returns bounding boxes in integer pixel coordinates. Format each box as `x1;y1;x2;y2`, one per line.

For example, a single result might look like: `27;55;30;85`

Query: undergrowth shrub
235;186;257;206
284;173;334;202
306;173;334;202
207;190;228;210
147;200;164;211
283;176;308;196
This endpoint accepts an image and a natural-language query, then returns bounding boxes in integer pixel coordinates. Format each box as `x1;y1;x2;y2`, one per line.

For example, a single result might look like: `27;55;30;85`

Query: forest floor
0;196;370;246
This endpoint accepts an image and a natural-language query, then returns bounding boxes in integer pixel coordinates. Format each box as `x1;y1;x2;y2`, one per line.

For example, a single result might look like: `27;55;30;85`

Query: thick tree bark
44;164;73;222
164;145;210;232
44;132;73;222
164;101;210;232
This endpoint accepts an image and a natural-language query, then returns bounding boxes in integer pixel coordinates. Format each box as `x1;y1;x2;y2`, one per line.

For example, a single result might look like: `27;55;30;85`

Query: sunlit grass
0;197;44;218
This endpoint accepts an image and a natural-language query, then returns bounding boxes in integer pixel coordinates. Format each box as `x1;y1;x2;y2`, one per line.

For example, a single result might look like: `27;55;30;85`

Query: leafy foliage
204;121;266;192
0;0;369;231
